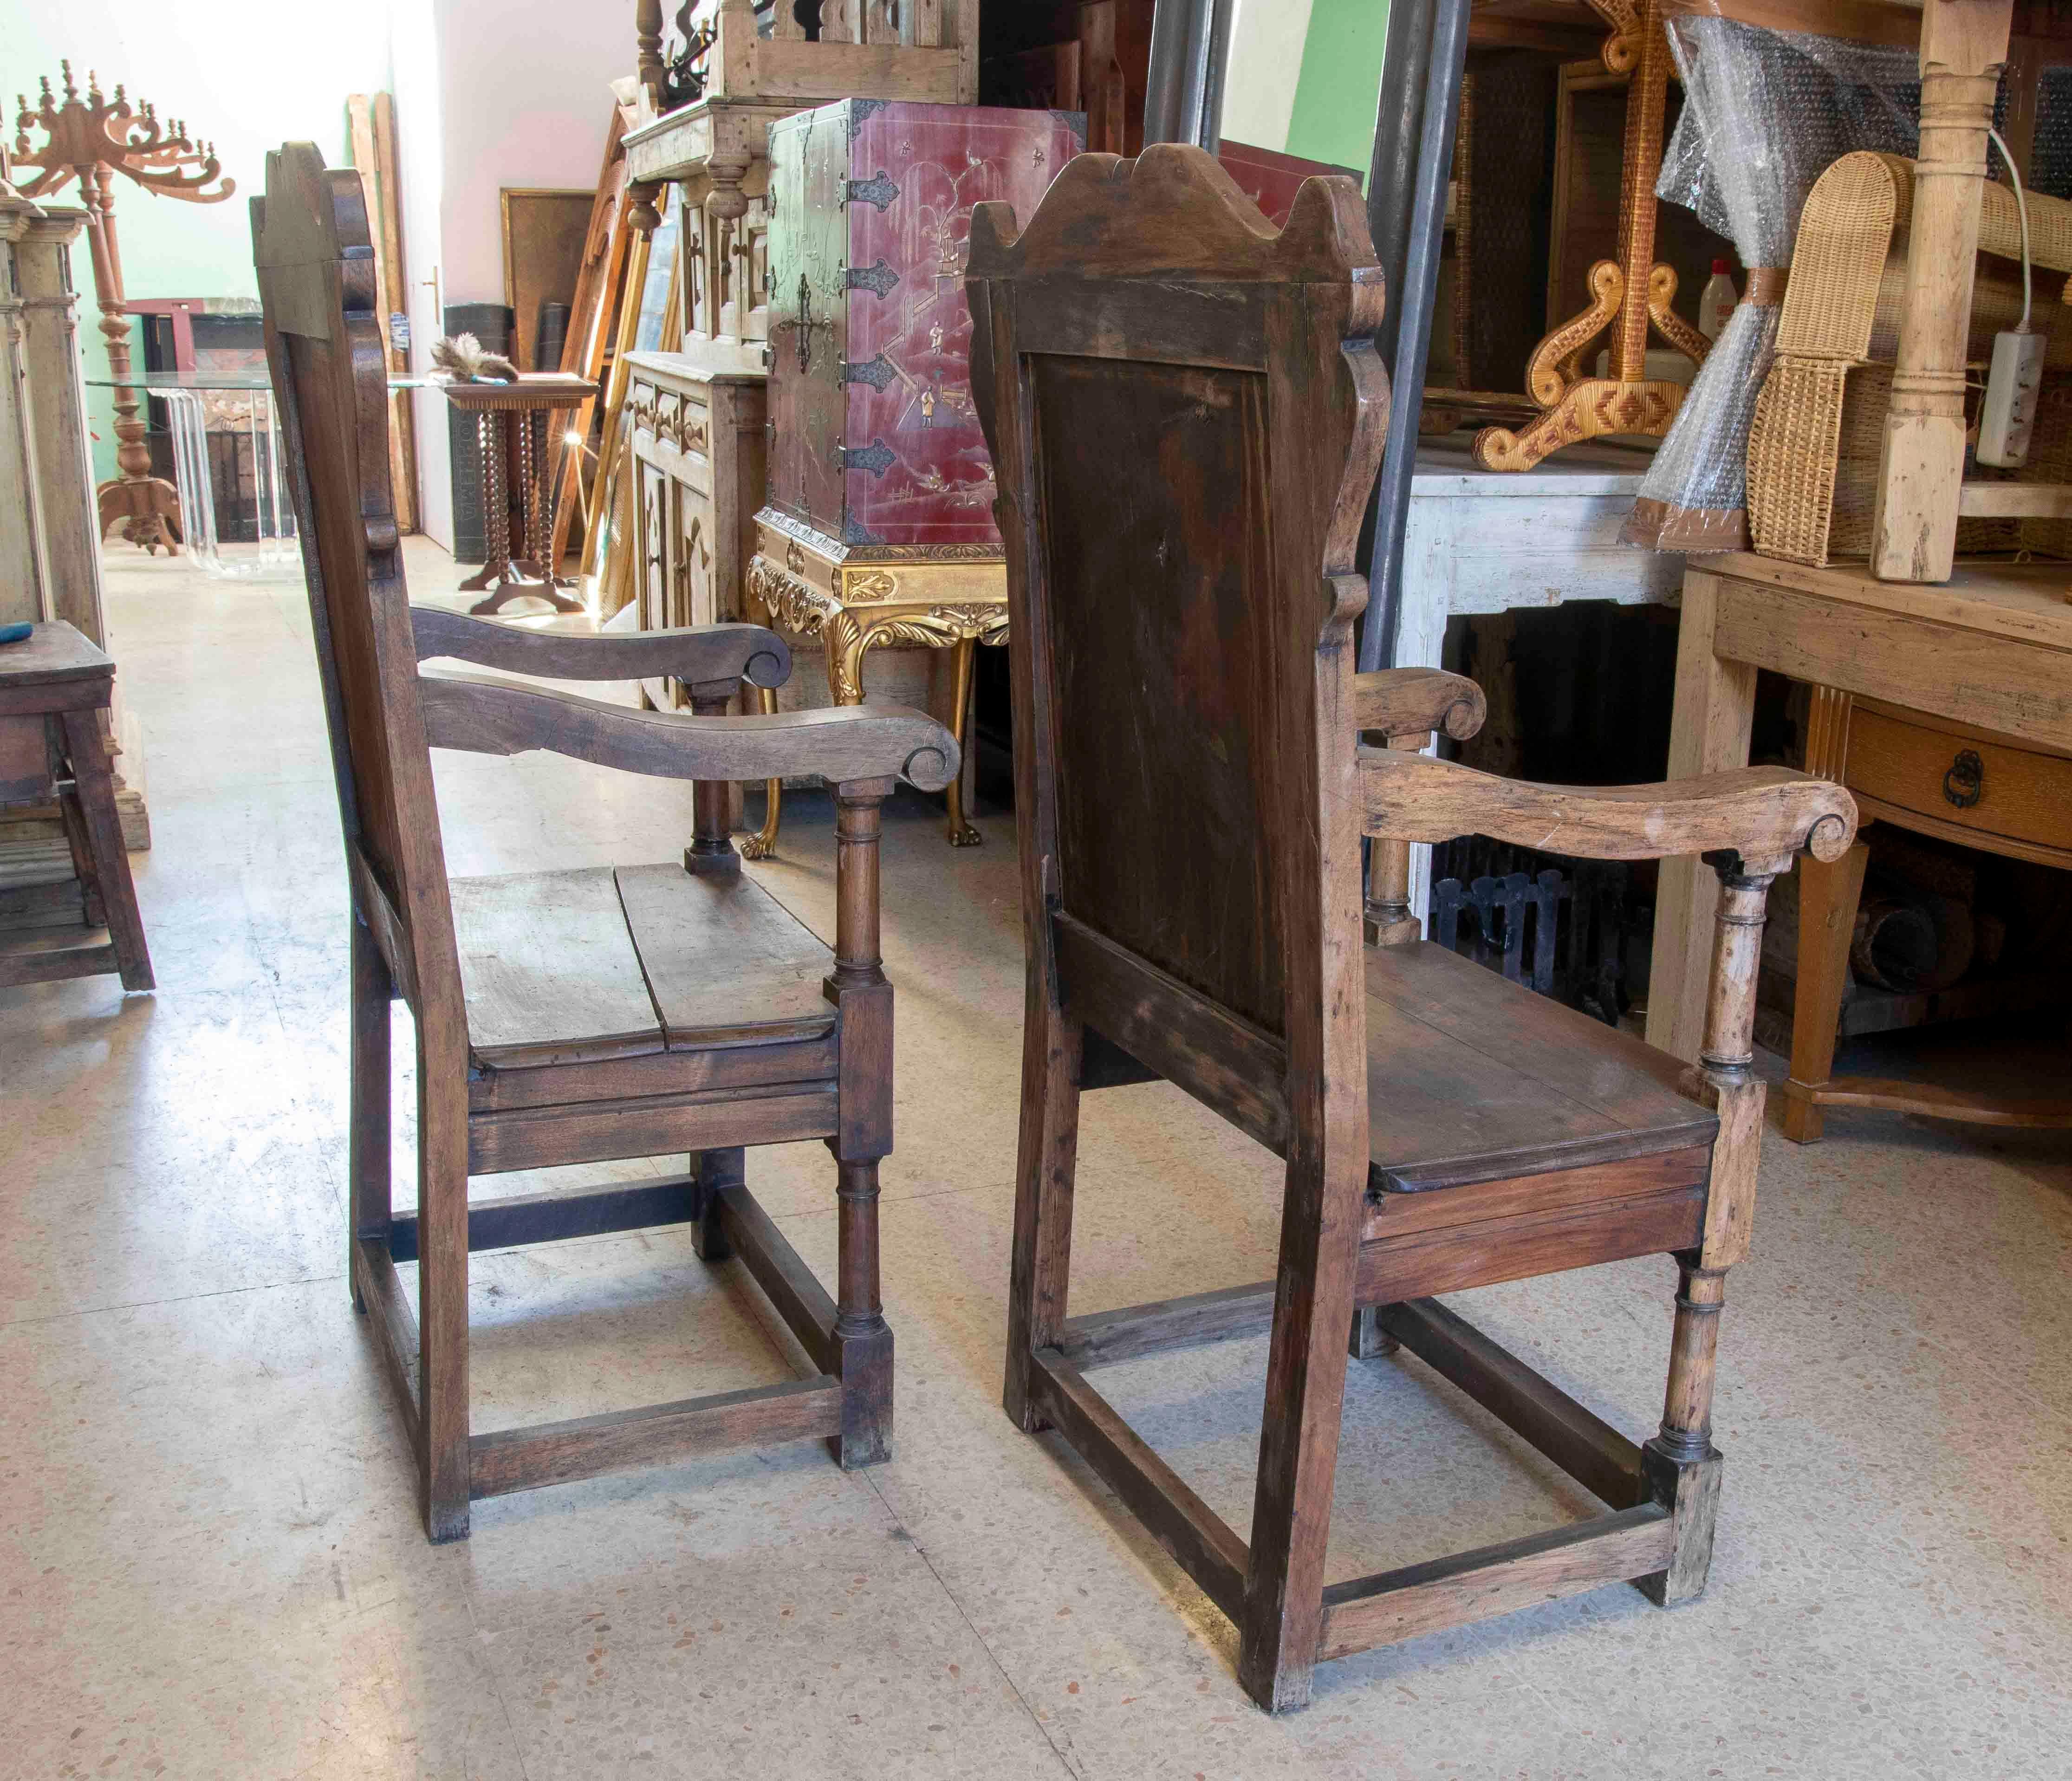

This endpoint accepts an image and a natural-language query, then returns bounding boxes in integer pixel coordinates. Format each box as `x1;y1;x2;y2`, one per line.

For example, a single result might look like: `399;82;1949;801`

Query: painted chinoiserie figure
746;99;1083;851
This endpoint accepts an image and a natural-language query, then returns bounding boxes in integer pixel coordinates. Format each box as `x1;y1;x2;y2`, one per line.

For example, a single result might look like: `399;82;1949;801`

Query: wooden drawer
1847;701;2072;855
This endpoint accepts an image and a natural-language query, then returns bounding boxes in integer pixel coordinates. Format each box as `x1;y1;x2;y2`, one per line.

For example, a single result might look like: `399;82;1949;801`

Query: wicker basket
1747;151;2072;566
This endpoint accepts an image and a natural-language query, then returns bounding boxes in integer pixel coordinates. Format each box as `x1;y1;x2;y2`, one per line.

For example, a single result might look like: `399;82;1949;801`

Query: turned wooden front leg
1642;850;1784;1606
1364;730;1429;946
826;778;896;1467
683;684;742;877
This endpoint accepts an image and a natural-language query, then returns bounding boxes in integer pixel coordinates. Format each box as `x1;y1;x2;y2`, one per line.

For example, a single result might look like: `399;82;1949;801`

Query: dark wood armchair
254;143;958;1543
967;148;1857;1713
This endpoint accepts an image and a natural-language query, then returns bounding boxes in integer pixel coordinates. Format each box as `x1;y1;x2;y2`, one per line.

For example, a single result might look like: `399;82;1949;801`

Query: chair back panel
970;148;1387;1068
253;143;458;1009
1033;352;1283;1033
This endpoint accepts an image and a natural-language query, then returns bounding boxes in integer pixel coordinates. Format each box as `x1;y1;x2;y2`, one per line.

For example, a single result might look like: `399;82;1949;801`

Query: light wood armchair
256;142;957;1542
968;145;1856;1713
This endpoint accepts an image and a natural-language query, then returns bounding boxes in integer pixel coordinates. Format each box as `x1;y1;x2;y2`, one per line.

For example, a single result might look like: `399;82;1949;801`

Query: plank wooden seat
969;145;1858;1712
256;142;958;1542
451;865;835;1067
1363;938;1715;1182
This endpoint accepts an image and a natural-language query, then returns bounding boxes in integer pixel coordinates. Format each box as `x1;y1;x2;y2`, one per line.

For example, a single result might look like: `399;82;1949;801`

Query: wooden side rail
1377;1299;1644;1510
715;1182;839;1376
417;673;961;791
1316;1505;1673;1660
1026;1349;1251;1621
410;605;791;689
468;1377;844;1500
1359;749;1857;864
383;1173;701;1262
1350;667;1486;741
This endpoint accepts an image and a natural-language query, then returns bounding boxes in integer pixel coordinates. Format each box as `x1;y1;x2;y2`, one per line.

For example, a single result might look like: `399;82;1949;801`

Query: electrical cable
1986;125;2033;330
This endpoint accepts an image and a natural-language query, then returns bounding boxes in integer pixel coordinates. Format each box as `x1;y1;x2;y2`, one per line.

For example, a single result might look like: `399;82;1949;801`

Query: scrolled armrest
1358;748;1858;864
1350;667;1486;741
418;672;958;791
410;605;789;691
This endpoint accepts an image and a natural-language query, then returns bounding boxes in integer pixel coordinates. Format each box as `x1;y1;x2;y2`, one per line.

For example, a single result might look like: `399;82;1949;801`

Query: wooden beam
1871;0;2015;581
1052;913;1289;1154
1355;1185;1706;1303
1058;1282;1278;1370
0;938;119;986
1378;1299;1645;1508
466;1081;839;1173
353;1235;424;1469
1955;480;2072;517
1029;1349;1250;1622
1316;1504;1672;1659
716;1183;838;1374
1663;0;1921;51
383;1174;701;1262
345;94;417;533
468;1376;844;1498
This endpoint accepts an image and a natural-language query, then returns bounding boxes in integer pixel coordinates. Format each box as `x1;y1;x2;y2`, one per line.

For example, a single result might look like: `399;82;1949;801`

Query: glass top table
84;371;426;578
84;370;431;391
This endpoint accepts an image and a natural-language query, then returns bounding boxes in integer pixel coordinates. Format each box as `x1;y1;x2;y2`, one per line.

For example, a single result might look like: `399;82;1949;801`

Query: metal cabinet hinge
841;171;899;212
843;258;900;299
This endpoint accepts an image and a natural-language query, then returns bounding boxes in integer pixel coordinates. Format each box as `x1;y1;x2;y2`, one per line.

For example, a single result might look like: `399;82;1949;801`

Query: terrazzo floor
3;539;2068;1780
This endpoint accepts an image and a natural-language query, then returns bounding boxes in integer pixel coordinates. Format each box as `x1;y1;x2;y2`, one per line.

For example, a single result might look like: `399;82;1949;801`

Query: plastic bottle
1698;259;1738;342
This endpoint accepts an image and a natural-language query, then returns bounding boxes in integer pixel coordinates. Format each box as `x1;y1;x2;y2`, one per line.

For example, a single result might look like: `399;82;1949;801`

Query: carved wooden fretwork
1472;0;1698;472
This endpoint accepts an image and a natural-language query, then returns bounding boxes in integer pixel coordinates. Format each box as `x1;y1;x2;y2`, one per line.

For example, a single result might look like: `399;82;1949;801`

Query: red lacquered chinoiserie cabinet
746;98;1081;852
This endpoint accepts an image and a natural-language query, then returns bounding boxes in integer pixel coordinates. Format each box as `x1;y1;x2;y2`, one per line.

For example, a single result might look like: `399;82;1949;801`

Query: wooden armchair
967;148;1857;1713
254;143;957;1543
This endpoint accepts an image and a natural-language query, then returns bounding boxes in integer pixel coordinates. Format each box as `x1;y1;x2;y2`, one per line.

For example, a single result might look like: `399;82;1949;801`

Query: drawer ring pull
1943;749;1985;810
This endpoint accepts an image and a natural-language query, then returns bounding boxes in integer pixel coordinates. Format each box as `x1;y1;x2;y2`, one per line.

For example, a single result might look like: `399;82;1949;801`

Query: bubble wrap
1628;16;1919;549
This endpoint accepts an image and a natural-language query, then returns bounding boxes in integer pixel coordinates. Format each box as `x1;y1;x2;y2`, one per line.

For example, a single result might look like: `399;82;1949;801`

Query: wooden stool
1782;686;2072;1139
0;622;153;992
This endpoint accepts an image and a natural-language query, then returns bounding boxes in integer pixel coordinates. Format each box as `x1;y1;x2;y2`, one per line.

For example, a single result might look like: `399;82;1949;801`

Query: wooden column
683;687;740;876
1646;569;1758;1064
826;779;896;1467
1641;848;1781;1605
0;190;55;626
16;208;105;644
1870;0;2013;583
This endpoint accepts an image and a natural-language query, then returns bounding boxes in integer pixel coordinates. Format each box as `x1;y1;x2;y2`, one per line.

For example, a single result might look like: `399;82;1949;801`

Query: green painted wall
1284;0;1388;178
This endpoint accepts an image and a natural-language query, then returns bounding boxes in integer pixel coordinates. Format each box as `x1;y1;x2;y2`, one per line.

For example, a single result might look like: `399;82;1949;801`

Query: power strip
1979;327;2046;468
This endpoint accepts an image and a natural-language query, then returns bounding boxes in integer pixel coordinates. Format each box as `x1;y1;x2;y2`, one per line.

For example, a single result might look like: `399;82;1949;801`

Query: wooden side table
0;622;153;992
1780;689;2072;1138
745;513;1005;852
436;374;596;616
1647;552;2072;1130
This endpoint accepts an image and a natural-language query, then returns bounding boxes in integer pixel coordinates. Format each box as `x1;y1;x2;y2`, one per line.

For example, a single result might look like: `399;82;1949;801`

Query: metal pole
1359;0;1473;676
1144;0;1236;150
1365;0;1438;389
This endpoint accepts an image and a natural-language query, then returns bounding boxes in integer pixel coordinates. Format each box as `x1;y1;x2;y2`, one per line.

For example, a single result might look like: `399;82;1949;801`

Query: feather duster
430;332;520;383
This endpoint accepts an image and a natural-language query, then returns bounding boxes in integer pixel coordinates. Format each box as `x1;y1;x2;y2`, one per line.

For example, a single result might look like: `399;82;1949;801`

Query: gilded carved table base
743;545;1007;852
